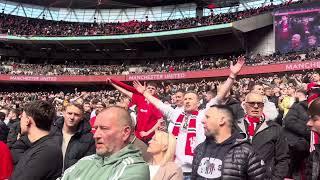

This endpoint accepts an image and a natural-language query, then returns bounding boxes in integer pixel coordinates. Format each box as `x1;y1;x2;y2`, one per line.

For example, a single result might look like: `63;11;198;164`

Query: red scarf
245;114;265;137
310;131;319;152
172;111;198;156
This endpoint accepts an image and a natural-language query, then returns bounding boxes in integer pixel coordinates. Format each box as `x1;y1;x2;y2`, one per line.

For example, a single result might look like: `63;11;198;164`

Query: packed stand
1;57;320;179
0;47;319;76
0;1;301;37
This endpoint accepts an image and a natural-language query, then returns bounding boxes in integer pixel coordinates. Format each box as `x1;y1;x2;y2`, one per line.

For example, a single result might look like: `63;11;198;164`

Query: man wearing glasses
236;93;290;180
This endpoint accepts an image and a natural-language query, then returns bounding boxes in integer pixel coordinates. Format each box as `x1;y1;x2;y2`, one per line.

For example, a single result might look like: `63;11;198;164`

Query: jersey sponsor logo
140;109;148;113
197;157;222;179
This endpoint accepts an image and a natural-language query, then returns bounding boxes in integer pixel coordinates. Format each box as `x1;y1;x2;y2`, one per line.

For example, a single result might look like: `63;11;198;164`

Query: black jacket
191;132;266;180
10;135;31;165
50;117;95;170
10;135;63;180
0;120;9;142
306;145;320;180
283;100;310;152
6;119;20;148
225;98;245;121
236;118;290;180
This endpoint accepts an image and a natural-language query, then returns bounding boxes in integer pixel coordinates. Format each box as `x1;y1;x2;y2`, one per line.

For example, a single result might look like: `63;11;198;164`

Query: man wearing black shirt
11;100;62;180
192;105;265;179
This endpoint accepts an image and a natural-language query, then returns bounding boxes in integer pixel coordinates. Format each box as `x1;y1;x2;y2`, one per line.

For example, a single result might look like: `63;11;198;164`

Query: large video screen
274;4;320;53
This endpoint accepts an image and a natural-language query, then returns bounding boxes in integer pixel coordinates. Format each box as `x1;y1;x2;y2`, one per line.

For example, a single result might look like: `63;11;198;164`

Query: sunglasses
246;101;264;108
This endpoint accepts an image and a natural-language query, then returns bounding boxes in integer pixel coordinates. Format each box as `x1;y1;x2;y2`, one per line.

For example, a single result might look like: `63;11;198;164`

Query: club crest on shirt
197;157;222;179
189;137;196;153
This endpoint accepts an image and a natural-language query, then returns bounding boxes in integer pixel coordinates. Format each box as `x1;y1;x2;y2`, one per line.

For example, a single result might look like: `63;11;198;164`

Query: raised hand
139;131;149;137
230;56;245;76
133;80;146;94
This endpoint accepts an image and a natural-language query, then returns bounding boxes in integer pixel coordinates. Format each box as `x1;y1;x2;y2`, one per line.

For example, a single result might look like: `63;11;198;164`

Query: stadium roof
7;0;206;9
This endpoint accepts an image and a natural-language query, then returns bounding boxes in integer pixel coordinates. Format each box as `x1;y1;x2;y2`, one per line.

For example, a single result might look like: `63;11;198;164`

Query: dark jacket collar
52;116;91;136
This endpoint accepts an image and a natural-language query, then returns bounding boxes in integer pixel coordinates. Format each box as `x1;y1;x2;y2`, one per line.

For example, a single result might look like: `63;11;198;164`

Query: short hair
296;88;307;96
147;82;158;88
184;91;199;101
100;106;133;131
176;89;186;94
64;102;84;113
249;83;263;92
10;108;20;117
308;98;320;117
0;112;5;121
245;93;264;102
210;104;234;127
206;90;217;97
24;100;56;131
264;86;272;91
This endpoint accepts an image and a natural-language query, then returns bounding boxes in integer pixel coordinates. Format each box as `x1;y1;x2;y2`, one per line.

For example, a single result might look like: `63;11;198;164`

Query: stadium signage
127;73;186;81
1;60;319;84
285;61;320;71
9;76;58;81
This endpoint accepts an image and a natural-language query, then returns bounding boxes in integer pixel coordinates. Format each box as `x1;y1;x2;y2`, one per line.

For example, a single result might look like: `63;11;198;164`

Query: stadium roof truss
0;0;297;23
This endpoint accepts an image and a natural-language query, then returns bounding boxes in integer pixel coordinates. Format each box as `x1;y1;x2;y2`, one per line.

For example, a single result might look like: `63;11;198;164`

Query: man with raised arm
133;57;245;179
107;80;163;143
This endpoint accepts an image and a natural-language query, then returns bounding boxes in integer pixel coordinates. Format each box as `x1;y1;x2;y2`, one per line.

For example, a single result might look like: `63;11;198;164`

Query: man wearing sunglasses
236;93;290;180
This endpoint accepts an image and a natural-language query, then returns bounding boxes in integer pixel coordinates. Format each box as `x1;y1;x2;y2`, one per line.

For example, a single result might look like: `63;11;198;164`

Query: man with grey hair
61;106;149;180
236;93;290;179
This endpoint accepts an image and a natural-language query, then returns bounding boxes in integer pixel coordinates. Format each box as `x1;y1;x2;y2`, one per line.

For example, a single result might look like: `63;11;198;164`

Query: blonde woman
147;131;183;180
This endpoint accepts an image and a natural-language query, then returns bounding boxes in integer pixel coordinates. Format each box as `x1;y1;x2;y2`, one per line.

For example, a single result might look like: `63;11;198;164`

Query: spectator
306;97;320;179
83;101;92;121
11;100;62;180
60;106;149;180
0;112;9;142
236;93;290;179
279;86;296;118
133;57;245;178
283;89;310;179
167;90;185;133
250;83;279;121
147;130;183;180
6;108;21;148
192;105;266;179
0;141;13;180
50;103;95;171
109;79;163;143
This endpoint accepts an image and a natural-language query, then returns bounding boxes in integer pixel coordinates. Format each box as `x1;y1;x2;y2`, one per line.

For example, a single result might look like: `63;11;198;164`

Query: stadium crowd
0;1;301;37
0;56;320;179
0;47;319;76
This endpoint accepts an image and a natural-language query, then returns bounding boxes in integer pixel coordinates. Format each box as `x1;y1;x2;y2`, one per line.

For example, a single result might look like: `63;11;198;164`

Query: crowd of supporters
0;1;301;37
1;55;320;179
0;47;319;76
0;71;314;109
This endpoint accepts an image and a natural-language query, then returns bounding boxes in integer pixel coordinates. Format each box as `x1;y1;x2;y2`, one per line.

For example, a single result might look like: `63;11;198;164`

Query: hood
98;144;144;166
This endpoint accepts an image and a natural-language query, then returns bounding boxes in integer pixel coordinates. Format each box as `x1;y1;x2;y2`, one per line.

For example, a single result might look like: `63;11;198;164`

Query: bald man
236;93;290;179
61;106;149;180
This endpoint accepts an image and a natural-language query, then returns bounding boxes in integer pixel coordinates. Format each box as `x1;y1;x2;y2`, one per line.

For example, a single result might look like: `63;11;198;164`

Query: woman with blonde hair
147;130;183;180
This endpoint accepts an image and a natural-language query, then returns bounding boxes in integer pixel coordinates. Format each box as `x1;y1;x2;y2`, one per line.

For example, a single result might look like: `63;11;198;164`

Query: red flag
110;79;141;95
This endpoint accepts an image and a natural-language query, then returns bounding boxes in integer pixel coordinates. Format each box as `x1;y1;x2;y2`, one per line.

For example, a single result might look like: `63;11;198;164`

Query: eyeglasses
246;102;264;108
